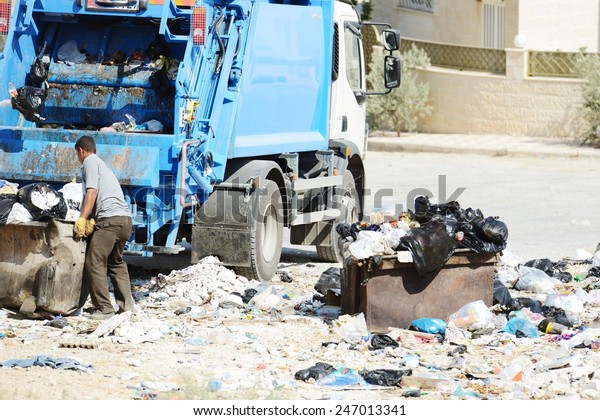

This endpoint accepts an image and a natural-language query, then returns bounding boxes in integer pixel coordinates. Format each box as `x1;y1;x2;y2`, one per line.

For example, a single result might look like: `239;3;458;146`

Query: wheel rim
346;191;358;223
260;203;278;262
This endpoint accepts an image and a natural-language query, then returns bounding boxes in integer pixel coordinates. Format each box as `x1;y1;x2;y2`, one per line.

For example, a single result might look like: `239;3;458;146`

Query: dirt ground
2;246;600;403
0;248;400;401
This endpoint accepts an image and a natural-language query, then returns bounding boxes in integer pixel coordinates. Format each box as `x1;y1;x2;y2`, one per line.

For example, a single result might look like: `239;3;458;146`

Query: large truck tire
316;170;360;263
235;179;283;281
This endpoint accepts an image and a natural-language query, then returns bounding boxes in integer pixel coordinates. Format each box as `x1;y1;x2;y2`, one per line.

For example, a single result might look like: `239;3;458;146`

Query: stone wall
415;65;584;138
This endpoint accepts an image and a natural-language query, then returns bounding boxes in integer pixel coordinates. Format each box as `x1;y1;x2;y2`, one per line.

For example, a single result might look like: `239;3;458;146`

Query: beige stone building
368;0;600;138
371;0;600;52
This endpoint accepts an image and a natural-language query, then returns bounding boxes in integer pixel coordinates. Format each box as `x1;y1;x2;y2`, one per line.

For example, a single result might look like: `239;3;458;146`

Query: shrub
367;44;433;135
575;50;600;145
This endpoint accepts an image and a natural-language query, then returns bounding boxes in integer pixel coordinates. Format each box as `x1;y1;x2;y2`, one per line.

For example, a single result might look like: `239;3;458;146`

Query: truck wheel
317;170;360;263
235;180;283;282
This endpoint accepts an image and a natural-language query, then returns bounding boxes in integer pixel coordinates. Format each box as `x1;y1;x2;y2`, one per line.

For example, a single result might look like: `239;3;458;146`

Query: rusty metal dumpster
0;219;85;315
340;249;498;332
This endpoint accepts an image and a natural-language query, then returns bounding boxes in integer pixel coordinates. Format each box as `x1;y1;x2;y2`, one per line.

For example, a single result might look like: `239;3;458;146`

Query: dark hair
74;136;96;153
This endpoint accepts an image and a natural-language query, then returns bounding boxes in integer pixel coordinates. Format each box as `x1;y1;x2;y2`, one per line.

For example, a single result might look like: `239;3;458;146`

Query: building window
397;0;434;13
483;3;505;49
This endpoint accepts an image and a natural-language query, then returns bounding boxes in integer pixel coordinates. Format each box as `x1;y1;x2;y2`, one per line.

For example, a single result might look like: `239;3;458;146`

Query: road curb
366;138;600;160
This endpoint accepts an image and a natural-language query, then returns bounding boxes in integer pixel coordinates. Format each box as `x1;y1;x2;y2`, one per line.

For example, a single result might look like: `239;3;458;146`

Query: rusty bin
340;249;498;332
0;219;85;315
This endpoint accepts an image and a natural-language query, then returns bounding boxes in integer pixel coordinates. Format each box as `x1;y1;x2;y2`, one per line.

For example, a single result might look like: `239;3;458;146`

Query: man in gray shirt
74;135;134;320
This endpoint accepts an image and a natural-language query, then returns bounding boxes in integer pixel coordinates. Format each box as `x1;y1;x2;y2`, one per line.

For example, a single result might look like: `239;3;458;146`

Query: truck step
292;175;343;192
290;209;341;226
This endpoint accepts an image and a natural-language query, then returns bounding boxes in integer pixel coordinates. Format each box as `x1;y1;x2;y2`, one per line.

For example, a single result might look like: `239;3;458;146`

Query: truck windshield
344;24;362;91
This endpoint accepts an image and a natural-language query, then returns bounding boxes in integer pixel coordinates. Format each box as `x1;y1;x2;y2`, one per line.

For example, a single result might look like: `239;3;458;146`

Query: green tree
350;0;372;21
367;44;433;135
575;50;600;145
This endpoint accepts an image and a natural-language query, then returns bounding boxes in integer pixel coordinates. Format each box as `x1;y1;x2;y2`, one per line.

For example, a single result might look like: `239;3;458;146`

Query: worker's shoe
85;310;116;320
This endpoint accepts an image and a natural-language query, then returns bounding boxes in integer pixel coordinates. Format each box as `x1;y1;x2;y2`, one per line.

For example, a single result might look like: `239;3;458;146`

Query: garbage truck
0;0;400;295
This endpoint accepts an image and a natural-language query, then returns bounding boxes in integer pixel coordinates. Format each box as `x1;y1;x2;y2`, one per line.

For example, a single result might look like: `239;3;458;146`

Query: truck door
329;15;367;157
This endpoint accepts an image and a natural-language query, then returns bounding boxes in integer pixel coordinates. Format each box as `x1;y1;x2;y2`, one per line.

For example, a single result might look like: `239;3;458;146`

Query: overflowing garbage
2;246;600;400
337;196;508;279
0;180;82;225
10;38;175;130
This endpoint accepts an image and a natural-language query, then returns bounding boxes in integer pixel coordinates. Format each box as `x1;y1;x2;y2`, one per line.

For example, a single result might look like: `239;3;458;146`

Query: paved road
362;150;599;262
132;141;600;273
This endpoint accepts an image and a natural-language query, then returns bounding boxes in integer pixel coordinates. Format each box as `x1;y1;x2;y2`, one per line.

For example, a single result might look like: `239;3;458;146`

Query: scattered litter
0;355;93;372
294;362;335;382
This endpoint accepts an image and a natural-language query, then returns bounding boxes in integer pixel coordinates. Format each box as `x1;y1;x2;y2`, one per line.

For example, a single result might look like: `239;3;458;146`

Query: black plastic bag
0;194;17;226
28;41;49;86
29;57;49;86
370;333;399;350
335;222;362;241
145;40;170;60
411;196;507;255
459;229;506;253
399;219;458;279
360;369;409;387
553;271;573;283
524;258;554;275
17;183;68;221
414;195;434;223
294;362;334;382
413;195;460;223
493;279;513;306
474;216;508;245
11;86;47;123
542;305;573;327
589;266;600;278
149;68;171;97
314;267;341;295
242;288;257;304
509;297;543;314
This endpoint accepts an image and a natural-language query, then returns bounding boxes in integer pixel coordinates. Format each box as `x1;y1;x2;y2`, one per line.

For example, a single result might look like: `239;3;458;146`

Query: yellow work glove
85;218;95;236
74;217;87;239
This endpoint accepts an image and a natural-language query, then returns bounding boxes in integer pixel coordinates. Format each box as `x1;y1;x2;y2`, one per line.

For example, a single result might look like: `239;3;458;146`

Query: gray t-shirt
81;153;130;219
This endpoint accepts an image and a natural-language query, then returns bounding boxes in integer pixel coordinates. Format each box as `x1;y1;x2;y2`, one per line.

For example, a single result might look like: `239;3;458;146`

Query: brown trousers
80;216;133;314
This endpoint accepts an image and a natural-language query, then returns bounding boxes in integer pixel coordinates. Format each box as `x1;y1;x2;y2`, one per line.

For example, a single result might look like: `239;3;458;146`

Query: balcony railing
397;0;434;13
528;51;579;78
398;38;592;78
401;38;506;74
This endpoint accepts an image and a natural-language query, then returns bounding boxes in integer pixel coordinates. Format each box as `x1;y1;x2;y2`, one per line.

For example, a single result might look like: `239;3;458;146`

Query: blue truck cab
0;0;400;282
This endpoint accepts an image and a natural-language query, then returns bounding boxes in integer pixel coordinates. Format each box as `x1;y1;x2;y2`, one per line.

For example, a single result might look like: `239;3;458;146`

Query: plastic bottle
499;363;524;382
537;318;568;335
207;379;222;392
315;368;364;387
8;82;17;98
184;336;209;346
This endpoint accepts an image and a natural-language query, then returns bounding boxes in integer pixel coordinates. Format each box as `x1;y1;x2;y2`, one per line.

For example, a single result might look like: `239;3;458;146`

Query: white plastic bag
57;40;86;63
593;250;600;267
332;313;369;343
379;222;406;250
248;284;283;311
348;231;385;259
58;181;83;211
545;292;584;325
447;300;493;330
561;328;600;349
515;266;561;293
6;202;33;224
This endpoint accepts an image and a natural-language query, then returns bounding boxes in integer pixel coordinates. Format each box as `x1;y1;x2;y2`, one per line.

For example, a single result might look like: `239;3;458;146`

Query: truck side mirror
382;29;401;52
384;55;401;89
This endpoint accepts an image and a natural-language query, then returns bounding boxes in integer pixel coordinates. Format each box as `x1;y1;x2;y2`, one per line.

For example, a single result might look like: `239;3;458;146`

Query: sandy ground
0;250;391;401
2;247;600;404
